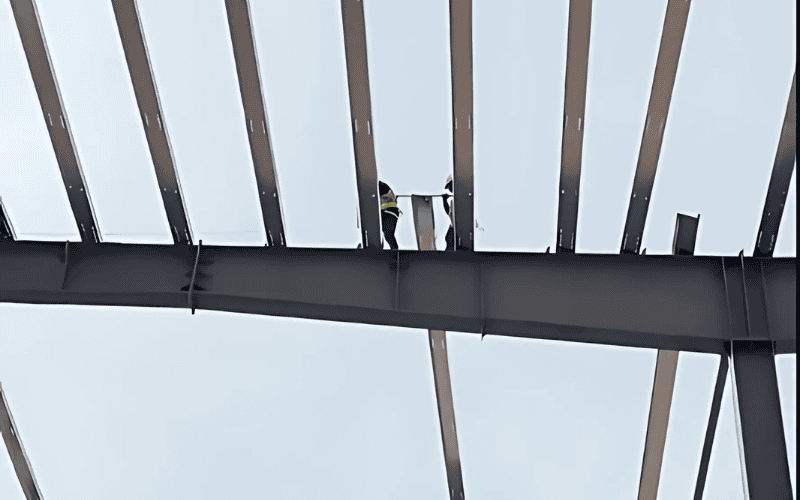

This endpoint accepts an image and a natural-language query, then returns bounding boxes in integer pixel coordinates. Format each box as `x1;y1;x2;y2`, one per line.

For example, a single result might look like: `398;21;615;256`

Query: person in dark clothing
379;181;401;250
442;175;455;251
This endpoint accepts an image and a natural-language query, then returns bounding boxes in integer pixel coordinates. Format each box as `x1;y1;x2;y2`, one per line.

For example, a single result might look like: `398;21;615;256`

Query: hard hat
445;174;453;191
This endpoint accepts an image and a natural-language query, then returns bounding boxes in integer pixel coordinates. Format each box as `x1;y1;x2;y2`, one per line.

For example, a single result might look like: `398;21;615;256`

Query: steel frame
224;0;287;247
110;0;194;246
0;383;43;500
621;0;692;255
9;0;101;244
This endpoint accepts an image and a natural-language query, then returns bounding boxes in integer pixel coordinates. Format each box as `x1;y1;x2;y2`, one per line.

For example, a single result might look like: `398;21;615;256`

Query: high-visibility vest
380;189;402;214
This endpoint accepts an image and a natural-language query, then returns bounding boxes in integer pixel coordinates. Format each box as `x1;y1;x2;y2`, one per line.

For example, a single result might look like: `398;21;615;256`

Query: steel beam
754;70;796;258
412;195;466;500
692;353;728;500
0;242;794;354
0;383;43;500
0;196;16;241
9;0;100;244
110;0;193;245
556;0;592;254
637;212;699;500
224;0;286;247
621;0;691;254
731;340;793;499
340;0;381;249
448;0;474;252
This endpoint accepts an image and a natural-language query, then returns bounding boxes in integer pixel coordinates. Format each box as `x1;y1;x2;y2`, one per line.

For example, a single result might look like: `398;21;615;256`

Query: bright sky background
0;0;796;499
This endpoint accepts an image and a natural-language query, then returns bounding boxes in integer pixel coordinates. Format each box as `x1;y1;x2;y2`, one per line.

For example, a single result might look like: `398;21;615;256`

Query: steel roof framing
556;0;592;254
0;383;44;500
340;0;381;249
10;0;101;244
224;0;286;247
754;70;796;258
620;0;692;255
0;242;794;355
111;0;194;245
448;0;475;252
412;195;466;500
0;196;16;241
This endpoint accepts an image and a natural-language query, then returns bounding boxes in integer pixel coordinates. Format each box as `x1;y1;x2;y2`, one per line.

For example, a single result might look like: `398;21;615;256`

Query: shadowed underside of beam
0;242;794;354
10;0;101;244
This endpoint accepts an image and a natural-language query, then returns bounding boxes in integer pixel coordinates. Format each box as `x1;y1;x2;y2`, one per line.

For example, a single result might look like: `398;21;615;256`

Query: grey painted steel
672;213;699;256
0;383;43;500
0;197;16;241
621;0;691;254
413;195;466;499
111;0;193;245
225;0;286;247
340;0;381;249
448;0;474;251
754;71;796;258
692;354;728;500
0;242;795;354
731;340;793;499
9;0;100;244
411;195;437;252
556;0;592;254
637;350;679;500
638;211;699;499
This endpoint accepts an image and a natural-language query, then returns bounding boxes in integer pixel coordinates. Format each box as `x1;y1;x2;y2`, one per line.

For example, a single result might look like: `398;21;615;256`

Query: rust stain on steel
621;0;692;254
111;0;194;245
341;0;381;249
556;0;592;253
225;0;286;247
449;0;474;251
754;71;796;257
10;0;100;243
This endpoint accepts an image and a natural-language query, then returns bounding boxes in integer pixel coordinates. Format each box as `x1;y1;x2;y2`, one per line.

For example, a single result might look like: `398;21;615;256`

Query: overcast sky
0;0;796;499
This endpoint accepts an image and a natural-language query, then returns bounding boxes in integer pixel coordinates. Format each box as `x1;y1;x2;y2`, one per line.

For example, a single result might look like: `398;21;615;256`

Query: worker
442;175;455;251
379;180;401;250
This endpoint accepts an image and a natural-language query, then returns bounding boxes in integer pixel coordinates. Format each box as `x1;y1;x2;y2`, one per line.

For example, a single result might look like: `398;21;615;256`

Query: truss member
442;175;455;251
379;181;402;250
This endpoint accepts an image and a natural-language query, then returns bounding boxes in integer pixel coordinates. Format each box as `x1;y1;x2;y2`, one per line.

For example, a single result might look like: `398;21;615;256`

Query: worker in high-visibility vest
379;181;402;250
442;174;455;251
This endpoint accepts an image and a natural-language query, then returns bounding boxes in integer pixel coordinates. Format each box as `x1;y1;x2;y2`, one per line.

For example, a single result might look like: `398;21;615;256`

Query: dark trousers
381;211;399;250
445;225;454;251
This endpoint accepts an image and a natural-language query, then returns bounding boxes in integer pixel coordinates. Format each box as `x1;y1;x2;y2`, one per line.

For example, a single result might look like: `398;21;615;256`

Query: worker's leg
381;211;399;250
444;225;454;251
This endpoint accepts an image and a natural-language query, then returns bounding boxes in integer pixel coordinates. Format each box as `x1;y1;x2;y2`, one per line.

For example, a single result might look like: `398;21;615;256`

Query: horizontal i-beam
556;0;592;254
225;0;286;247
449;0;474;251
340;0;381;249
754;70;796;258
621;0;692;254
0;242;794;354
0;383;43;500
111;0;194;245
10;0;101;244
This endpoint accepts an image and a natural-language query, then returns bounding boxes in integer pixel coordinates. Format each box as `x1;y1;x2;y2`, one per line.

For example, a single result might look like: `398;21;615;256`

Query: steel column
556;0;592;253
692;354;728;500
340;0;381;249
9;0;101;244
224;0;286;247
621;0;692;254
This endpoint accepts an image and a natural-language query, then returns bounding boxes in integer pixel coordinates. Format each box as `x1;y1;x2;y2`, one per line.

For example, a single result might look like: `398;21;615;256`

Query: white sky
0;0;796;498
